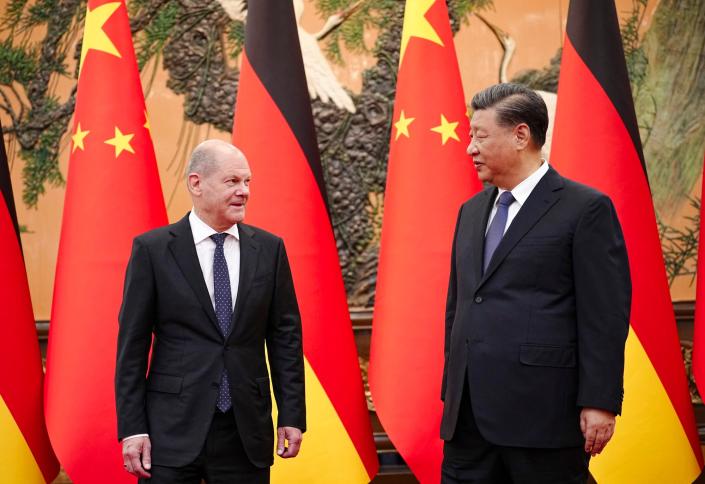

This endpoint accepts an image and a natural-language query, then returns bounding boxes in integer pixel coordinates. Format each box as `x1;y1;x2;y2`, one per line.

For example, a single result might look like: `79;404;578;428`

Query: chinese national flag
44;1;167;482
368;1;482;482
551;0;703;481
0;121;59;482
232;0;378;482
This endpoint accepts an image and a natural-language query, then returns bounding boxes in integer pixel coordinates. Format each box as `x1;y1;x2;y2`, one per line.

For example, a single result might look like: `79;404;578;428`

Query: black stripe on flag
0;120;21;243
566;0;647;175
244;0;330;210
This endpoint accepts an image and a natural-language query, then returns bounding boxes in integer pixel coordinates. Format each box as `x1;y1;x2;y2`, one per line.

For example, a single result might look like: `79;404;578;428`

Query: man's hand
276;426;302;458
122;436;152;478
580;407;616;456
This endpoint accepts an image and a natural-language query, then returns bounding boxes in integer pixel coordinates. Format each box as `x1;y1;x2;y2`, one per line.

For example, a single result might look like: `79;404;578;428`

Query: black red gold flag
551;0;703;480
0;122;59;482
232;1;378;481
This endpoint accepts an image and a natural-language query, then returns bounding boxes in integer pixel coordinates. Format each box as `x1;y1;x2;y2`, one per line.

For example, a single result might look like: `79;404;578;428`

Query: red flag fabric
44;1;167;482
551;0;703;481
368;1;482;482
693;153;705;409
0;122;59;482
231;0;378;481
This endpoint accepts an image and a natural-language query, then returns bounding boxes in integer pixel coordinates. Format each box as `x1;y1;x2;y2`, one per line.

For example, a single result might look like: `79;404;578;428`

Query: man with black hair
441;83;630;483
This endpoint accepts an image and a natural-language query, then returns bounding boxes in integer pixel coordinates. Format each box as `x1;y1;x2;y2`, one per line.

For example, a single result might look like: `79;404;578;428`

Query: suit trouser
442;381;589;484
139;408;269;484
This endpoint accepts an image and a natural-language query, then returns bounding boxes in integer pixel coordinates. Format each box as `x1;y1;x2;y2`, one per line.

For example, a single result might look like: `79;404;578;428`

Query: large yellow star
144;111;151;132
105;126;135;157
79;2;122;75
394;110;415;141
71;122;90;153
430;114;460;145
399;0;444;66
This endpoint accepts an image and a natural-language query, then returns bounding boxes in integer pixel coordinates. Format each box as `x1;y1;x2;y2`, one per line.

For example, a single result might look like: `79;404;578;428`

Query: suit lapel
230;223;259;337
479;167;564;287
168;214;220;331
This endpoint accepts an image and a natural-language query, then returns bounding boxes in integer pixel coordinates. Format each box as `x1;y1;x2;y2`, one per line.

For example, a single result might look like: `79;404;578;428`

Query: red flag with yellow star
44;1;167;482
0;121;59;482
368;1;482;482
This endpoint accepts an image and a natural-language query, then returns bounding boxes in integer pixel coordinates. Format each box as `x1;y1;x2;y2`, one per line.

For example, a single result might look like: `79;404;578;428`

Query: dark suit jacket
441;166;630;448
115;214;305;468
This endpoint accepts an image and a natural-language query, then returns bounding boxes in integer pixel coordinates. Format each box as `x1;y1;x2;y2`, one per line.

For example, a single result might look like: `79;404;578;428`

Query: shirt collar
189;209;240;245
496;160;549;207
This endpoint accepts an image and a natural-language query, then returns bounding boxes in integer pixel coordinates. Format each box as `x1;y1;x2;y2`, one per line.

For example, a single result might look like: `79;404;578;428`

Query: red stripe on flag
233;53;378;477
551;37;701;462
692;152;705;402
0;194;59;481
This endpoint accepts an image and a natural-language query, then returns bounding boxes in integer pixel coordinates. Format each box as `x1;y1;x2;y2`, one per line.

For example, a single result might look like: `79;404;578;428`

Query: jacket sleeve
573;194;631;415
442;204;464;401
115;237;156;440
266;239;306;431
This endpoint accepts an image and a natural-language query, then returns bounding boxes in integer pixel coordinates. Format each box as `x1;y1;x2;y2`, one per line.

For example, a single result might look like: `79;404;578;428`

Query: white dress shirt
122;210;241;443
486;161;550;235
189;210;240;311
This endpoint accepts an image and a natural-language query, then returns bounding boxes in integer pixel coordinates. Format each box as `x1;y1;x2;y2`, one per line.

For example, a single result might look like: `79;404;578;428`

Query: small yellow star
105;126;135;157
79;2;122;75
71;122;90;153
399;0;444;66
394;110;415;141
144;111;151;132
430;114;460;145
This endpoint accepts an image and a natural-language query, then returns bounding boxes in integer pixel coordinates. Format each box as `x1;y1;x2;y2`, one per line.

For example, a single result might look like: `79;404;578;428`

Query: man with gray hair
441;83;630;483
116;139;305;483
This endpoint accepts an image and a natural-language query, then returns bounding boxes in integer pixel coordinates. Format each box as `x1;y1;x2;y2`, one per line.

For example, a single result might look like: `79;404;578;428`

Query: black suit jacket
441;166;630;448
115;214;305;468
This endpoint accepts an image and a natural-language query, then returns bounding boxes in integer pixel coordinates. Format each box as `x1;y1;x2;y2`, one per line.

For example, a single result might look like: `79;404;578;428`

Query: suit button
474;296;483;304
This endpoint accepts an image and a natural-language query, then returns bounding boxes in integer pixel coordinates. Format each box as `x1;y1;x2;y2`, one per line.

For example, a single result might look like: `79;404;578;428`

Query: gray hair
186;139;243;177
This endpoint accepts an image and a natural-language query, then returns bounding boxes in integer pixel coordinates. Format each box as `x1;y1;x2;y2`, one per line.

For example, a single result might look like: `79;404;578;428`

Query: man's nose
467;139;477;156
236;184;249;196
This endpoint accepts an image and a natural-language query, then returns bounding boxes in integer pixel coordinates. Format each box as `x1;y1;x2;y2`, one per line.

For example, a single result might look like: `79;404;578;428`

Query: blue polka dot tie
211;233;232;412
483;191;515;273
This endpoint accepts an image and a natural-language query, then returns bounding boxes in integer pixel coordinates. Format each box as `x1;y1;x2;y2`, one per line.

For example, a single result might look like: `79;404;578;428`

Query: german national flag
0;123;59;482
368;1;482;482
551;0;703;481
44;1;168;481
692;152;705;421
231;1;378;481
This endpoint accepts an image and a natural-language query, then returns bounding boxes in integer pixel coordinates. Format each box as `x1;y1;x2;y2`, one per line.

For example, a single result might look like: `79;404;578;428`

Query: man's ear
514;123;531;150
186;173;201;196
